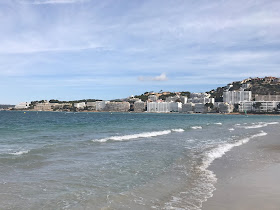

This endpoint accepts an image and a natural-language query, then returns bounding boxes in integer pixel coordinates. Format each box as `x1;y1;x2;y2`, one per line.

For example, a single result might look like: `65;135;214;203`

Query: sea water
0;111;279;209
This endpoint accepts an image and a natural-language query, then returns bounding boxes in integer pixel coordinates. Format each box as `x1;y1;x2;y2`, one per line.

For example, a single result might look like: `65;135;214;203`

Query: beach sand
202;126;280;210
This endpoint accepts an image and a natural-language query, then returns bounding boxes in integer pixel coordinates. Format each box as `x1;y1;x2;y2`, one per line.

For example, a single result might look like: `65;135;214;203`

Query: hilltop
208;76;280;102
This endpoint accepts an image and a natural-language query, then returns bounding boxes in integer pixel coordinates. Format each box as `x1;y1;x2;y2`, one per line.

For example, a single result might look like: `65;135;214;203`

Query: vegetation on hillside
208;77;280;101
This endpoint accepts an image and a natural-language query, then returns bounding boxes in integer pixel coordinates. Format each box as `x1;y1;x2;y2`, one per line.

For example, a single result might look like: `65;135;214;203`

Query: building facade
223;90;252;104
239;101;280;112
15;102;30;109
147;102;182;112
148;95;158;102
96;101;108;111
134;101;146;112
181;103;194;112
103;102;130;112
255;95;280;101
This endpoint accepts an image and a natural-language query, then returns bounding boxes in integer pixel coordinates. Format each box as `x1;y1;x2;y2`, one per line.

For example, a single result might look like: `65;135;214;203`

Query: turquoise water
0;111;279;209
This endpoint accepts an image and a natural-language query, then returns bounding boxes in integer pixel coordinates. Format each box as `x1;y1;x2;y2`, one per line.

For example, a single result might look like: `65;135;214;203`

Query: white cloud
138;73;168;81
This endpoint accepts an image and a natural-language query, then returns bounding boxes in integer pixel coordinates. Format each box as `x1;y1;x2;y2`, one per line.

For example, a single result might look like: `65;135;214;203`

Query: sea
0;111;279;210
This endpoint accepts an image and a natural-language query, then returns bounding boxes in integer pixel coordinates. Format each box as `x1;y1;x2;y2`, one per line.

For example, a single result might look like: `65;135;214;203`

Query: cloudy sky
1;0;280;104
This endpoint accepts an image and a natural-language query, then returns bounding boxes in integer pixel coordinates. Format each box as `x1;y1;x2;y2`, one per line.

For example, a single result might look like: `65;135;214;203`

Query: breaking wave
243;122;279;129
191;126;202;130
164;131;268;210
202;131;267;169
171;129;184;132
92;129;184;142
214;122;222;125
9;150;30;156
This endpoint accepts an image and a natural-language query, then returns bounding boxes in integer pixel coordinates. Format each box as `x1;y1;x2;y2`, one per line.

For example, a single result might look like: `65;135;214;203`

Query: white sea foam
171;128;184;132
163;131;268;210
244;122;279;129
214;122;222;125
228;128;235;131
191;126;202;130
9;150;30;156
202;131;267;169
267;122;279;125
92;129;184;142
244;124;266;129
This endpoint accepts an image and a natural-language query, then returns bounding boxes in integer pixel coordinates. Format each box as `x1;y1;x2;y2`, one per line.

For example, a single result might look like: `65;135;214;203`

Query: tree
253;102;262;112
181;91;191;98
277;103;280;110
205;103;214;109
233;103;239;112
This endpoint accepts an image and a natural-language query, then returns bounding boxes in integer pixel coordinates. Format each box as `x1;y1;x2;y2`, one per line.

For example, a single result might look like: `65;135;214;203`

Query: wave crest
244;122;279;129
92;129;184;142
191;126;202;130
9;150;30;156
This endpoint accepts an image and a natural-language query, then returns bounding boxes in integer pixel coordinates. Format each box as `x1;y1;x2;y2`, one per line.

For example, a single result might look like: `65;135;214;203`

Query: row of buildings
13;89;280;113
222;89;280;113
14;100;131;112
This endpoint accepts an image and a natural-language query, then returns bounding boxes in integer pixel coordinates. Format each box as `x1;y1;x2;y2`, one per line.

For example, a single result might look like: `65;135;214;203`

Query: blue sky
1;0;280;104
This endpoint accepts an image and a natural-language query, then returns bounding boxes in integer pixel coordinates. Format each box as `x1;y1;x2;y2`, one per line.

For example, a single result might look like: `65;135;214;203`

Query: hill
208;77;280;101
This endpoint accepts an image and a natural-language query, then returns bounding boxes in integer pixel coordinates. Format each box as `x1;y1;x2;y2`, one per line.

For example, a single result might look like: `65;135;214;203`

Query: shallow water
0;111;279;209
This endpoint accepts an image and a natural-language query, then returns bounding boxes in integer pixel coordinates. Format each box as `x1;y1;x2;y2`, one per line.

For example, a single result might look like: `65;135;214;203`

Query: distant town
2;76;280;114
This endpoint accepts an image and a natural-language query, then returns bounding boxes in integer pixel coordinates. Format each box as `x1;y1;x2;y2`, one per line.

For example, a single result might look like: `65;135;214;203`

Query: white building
165;96;180;102
180;96;188;104
218;103;234;113
74;102;86;109
86;102;96;110
104;102;130;112
194;103;207;113
190;93;210;98
96;101;108;111
147;102;182;113
86;102;96;107
239;101;280;112
181;103;194;112
188;97;214;104
255;95;280;101
223;90;252;104
33;102;53;111
15;102;30;109
134;101;145;112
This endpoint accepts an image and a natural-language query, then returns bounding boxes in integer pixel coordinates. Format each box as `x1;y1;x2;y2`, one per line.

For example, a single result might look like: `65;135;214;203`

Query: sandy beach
202;125;280;210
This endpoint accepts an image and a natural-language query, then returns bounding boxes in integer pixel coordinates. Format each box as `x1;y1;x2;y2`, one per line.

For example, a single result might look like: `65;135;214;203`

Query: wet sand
202;127;280;210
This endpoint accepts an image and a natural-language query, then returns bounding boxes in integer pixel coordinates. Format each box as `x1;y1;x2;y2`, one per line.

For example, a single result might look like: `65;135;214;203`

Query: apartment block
104;102;130;112
147;102;182;112
223;90;252;104
14;102;30;109
239;101;280;112
134;101;146;112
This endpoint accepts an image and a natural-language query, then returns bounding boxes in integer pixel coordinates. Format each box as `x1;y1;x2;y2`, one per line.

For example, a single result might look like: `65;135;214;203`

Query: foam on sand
203;131;267;169
214;122;222;125
184;131;269;210
92;129;184;142
164;131;268;210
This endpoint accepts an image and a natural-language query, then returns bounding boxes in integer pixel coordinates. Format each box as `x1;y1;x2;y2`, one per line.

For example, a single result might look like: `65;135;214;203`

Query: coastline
202;125;280;210
3;109;280;116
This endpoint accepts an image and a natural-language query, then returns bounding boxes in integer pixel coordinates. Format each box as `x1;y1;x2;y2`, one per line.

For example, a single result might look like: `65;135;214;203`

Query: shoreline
2;109;280;116
202;125;280;210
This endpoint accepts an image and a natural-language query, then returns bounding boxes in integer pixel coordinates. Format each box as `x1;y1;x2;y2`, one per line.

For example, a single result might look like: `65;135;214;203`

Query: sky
1;0;280;104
